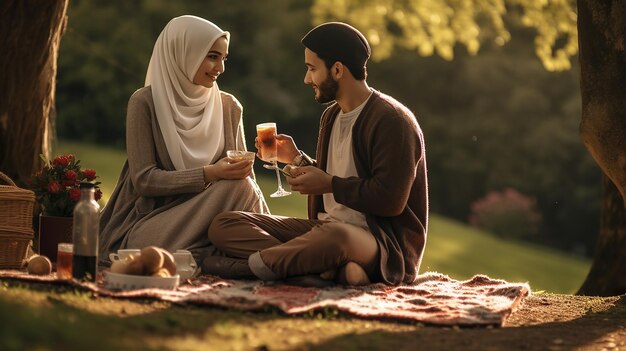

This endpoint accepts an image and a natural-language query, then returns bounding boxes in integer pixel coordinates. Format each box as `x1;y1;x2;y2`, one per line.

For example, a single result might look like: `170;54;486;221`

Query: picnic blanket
0;270;530;326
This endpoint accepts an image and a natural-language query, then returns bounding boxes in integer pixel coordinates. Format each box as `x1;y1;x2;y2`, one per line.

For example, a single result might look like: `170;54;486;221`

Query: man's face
303;48;338;104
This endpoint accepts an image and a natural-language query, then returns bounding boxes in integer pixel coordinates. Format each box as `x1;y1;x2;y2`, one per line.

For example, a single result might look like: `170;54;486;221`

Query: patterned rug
0;270;530;326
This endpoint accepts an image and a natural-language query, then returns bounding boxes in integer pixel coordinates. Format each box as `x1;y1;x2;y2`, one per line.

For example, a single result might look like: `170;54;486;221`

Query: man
203;22;428;286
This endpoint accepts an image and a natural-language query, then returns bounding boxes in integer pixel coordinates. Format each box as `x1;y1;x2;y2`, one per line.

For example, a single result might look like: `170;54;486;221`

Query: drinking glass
56;243;73;279
256;122;291;197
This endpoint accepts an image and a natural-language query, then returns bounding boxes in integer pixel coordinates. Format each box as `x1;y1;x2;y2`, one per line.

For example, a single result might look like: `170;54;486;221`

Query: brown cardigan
309;90;428;285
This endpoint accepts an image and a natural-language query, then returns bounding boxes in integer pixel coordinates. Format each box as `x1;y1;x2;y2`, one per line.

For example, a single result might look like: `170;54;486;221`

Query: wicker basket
0;172;36;230
0;172;35;268
0;227;33;268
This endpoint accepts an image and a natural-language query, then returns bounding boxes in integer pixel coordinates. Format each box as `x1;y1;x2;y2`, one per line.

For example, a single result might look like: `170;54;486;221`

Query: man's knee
208;211;246;247
317;223;363;257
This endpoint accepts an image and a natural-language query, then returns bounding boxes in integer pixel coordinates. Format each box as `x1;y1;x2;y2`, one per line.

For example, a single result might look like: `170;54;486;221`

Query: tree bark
578;176;626;295
577;0;626;296
0;0;68;185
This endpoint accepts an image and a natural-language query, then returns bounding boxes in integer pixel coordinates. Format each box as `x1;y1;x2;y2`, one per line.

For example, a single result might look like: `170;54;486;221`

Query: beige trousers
207;211;380;281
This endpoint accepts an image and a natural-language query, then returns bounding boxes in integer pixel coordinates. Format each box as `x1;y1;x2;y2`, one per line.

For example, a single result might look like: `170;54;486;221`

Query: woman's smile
205;72;219;81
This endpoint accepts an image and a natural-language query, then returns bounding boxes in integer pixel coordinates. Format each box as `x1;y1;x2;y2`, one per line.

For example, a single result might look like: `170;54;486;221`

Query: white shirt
318;93;372;228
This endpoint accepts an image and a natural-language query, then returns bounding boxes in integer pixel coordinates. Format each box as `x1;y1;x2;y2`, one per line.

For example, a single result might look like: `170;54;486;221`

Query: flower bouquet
29;154;102;217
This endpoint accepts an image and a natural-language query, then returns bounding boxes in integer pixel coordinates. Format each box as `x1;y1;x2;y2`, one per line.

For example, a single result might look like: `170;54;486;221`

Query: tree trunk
577;0;626;296
578;176;626;295
0;0;68;185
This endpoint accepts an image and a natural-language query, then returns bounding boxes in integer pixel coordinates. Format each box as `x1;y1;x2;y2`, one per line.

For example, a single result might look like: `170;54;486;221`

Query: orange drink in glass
56;243;73;279
256;122;290;197
256;123;277;161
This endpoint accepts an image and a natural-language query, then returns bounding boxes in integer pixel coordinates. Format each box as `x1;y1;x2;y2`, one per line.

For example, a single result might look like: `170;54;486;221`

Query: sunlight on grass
55;140;591;294
154;314;415;351
421;215;591;294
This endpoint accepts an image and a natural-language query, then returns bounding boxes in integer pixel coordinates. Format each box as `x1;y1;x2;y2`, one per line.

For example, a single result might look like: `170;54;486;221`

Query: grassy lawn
53;140;591;294
421;217;590;293
0;282;421;351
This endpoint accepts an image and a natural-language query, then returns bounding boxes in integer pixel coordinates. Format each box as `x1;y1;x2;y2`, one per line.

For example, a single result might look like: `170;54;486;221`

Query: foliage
29;154;101;217
56;1;182;147
469;188;541;239
311;0;578;71
56;0;318;150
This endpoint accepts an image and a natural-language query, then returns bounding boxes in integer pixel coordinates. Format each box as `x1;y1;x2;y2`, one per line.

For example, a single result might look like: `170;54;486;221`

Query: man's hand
254;134;300;164
285;166;333;195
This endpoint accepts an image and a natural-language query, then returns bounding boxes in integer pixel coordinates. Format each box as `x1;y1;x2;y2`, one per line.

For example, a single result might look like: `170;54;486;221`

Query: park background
51;0;595;293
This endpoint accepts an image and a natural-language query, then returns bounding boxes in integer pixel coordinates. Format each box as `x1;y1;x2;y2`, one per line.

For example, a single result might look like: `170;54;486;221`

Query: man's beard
315;72;338;104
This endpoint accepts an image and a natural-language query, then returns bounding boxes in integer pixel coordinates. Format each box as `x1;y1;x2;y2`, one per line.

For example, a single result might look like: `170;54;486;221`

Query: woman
99;15;269;266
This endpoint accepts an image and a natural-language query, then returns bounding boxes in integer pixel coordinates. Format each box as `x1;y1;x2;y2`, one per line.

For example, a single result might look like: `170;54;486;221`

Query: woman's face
193;36;229;88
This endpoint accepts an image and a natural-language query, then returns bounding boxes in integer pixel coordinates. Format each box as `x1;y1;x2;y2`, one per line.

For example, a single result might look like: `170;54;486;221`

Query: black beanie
301;22;371;67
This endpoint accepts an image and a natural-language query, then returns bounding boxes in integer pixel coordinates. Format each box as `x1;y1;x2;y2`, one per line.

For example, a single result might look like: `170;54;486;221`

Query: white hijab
145;15;230;170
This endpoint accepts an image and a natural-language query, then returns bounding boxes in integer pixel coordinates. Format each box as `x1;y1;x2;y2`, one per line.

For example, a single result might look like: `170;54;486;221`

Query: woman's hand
254;134;300;164
203;157;253;182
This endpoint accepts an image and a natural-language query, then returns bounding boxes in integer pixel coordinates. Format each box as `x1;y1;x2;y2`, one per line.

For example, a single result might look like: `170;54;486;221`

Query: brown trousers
207;211;380;280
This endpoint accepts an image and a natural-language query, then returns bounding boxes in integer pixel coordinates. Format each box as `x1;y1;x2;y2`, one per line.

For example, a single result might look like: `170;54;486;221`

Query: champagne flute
256;122;291;198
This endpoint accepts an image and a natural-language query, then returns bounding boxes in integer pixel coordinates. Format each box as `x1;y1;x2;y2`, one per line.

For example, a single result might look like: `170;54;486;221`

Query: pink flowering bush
469;188;541;239
29;154;102;217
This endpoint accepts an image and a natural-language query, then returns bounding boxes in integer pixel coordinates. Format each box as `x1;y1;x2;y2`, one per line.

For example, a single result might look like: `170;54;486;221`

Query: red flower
62;180;77;187
53;155;70;167
69;187;81;201
47;181;61;194
65;169;78;180
82;168;97;181
95;189;103;201
30;153;102;217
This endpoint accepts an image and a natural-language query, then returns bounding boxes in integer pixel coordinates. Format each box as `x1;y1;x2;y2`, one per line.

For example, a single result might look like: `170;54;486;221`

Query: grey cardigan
98;86;268;264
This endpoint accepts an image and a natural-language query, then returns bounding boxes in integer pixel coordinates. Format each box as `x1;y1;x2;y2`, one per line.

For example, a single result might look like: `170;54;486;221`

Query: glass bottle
72;182;100;281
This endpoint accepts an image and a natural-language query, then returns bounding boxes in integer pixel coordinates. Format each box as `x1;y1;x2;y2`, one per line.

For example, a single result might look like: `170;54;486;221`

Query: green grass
53;140;591;293
0;282;426;351
421;215;590;293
